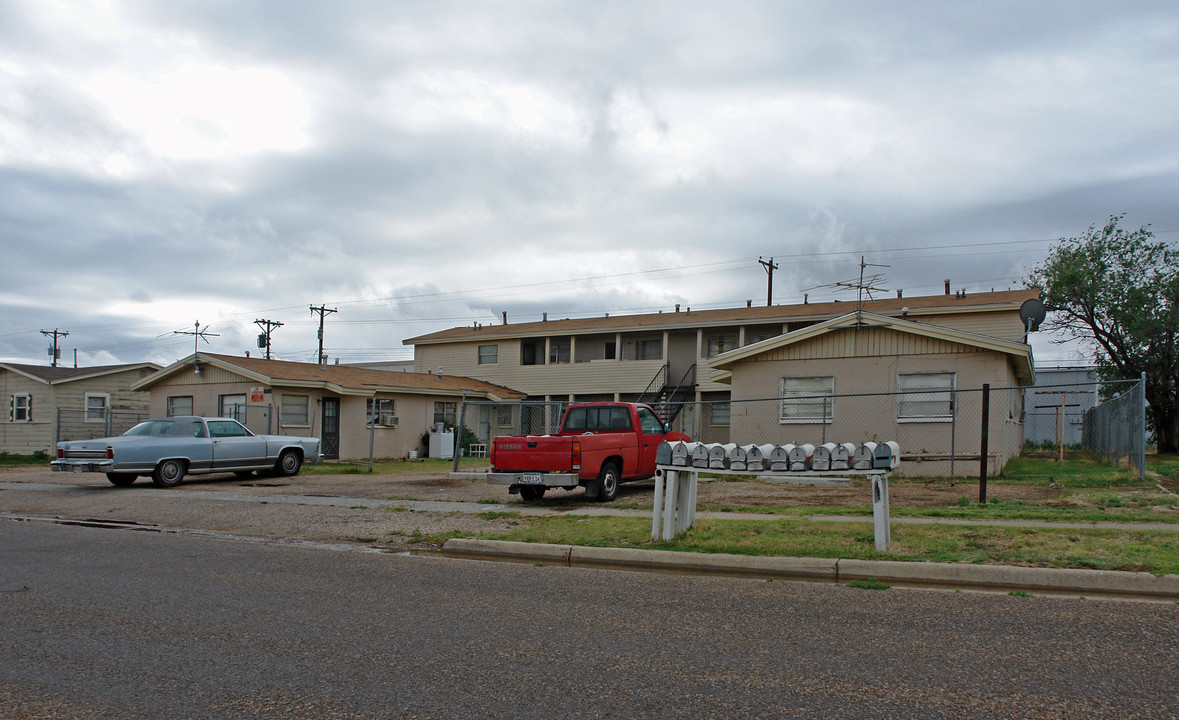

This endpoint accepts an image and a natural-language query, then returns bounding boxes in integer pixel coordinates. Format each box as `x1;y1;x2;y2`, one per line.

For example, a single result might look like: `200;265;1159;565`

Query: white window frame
635;339;662;361
366;398;396;426
898;373;955;422
85;393;109;423
478;344;498;365
780;377;835;423
167;396;193;417
12;393;30;423
282;394;310;426
548;341;570;364
433;401;457;426
707;335;737;358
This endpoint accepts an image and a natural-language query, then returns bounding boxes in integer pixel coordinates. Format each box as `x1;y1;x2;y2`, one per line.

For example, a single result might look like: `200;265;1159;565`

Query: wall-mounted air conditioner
381;413;399;427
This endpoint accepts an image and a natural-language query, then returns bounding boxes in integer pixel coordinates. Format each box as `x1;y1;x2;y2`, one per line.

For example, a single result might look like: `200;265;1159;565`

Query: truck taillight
107;446;114;459
571;440;581;471
489;441;496;470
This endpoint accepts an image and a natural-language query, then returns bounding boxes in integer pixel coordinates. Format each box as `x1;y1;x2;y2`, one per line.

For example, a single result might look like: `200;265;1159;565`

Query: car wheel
152;459;186;488
105;473;137;487
596;463;620;502
519;485;546;502
275;449;302;477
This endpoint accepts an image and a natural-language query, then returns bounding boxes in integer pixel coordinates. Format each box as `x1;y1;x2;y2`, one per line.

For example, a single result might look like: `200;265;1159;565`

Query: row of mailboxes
656;440;900;472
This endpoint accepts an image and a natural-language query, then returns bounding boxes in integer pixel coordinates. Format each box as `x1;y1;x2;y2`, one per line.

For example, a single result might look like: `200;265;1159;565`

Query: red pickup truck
488;402;690;502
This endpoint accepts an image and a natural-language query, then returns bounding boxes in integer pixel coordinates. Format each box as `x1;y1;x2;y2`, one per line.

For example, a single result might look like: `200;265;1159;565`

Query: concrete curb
441;538;1179;600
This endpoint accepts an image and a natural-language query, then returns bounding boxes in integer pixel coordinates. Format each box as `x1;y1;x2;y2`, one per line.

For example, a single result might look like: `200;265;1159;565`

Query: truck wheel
595;463;620;502
519;486;546;502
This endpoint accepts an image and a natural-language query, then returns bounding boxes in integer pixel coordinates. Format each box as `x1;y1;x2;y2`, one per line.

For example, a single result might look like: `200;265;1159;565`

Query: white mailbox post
652;439;897;551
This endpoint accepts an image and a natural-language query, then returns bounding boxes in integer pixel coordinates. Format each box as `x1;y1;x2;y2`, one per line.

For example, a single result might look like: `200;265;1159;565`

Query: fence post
979;383;990;504
452;393;468;473
1139;372;1147;482
950;389;957;477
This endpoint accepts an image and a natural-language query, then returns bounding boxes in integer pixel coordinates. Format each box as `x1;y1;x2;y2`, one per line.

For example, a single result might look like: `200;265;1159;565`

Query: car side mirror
664;422;672;433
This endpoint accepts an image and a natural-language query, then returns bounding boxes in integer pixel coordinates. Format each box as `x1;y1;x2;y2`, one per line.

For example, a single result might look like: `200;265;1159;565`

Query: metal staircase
638;364;697;424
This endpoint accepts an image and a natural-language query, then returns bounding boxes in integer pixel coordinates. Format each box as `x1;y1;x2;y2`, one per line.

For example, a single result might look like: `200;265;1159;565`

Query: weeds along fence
1082;376;1147;481
453;379;1147;479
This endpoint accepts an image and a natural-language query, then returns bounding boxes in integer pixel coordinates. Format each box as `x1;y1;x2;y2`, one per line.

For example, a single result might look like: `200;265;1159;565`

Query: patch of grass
480;511;522;520
303;458;456;475
471;514;1179;575
1008;590;1032;597
998;453;1138;487
356;536;377;543
847;578;890;590
0;450;50;467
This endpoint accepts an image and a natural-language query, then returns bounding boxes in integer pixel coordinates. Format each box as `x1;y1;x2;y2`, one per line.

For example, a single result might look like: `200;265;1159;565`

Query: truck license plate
520;473;544;485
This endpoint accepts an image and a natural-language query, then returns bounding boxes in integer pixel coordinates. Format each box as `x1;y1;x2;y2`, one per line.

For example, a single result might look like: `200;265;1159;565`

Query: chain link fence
55;408;150;444
451;378;1147;479
1082;377;1147;481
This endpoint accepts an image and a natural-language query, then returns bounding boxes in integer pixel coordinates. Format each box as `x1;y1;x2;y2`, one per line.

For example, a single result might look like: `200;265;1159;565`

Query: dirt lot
0;463;1081;554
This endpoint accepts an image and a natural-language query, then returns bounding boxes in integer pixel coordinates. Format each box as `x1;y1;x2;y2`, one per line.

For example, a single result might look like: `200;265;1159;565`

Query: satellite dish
1019;298;1047;336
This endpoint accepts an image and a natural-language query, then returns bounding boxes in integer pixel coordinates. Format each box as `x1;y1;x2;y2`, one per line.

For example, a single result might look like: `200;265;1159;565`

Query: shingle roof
404;288;1040;345
135;353;525;399
0;362;161;384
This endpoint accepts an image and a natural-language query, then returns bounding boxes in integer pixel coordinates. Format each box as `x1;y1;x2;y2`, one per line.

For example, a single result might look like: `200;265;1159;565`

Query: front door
321;398;340;459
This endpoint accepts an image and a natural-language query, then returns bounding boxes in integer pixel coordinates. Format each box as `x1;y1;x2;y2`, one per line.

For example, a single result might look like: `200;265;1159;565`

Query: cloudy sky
2;0;1176;369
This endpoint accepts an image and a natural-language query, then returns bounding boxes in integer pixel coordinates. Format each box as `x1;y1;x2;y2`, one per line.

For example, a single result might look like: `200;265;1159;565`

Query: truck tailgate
493;436;576;473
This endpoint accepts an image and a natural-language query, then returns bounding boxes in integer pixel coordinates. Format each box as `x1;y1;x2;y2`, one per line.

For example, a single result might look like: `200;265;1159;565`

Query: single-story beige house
1;361;162;454
132;353;525;460
706;311;1036;477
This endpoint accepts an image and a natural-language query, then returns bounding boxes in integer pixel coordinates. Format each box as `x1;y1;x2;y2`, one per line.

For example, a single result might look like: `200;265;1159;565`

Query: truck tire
595;463;620;502
519;486;546;502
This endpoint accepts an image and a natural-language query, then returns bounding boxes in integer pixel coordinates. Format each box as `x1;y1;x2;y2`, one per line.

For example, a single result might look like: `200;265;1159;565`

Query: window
563;406;633;432
219;394;247;419
604;341;617;360
478;345;498;365
747;331;777;345
433;401;457;426
282;394;310;425
496;406;512;425
207;420;251;438
637;407;665;434
11;393;30;422
549;340;570;364
709;401;730;426
366;398;396;425
635;339;662;360
898;373;955;421
780;377;835;422
707;335;737;358
167;396;193;417
85;393;109;422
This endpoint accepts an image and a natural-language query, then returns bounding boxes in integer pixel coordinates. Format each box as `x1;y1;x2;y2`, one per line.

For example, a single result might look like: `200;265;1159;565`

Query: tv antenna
174;320;219;372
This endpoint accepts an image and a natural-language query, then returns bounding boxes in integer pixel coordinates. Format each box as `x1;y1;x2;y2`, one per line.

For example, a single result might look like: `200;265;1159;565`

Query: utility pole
253;319;284;360
40;329;69;367
758;257;779;306
309;305;338;365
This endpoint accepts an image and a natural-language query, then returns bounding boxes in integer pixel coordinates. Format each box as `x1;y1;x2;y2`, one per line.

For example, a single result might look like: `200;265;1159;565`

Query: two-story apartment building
407;288;1038;400
405;289;1041;473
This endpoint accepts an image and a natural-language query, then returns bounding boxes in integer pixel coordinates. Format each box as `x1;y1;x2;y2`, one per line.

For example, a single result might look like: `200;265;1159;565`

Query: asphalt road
2;519;1176;719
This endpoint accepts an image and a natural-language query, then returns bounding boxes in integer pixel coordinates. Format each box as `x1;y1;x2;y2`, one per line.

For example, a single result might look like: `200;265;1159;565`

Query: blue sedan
51;416;323;488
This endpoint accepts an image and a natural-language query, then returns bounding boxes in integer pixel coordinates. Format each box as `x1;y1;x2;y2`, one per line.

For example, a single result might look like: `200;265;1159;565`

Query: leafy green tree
1028;215;1178;452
